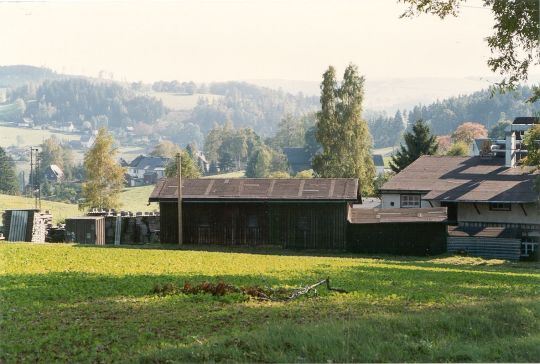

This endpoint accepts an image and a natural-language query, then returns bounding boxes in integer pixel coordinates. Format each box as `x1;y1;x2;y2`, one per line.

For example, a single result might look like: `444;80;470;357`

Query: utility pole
176;153;183;245
36;151;41;210
29;146;33;199
29;147;41;209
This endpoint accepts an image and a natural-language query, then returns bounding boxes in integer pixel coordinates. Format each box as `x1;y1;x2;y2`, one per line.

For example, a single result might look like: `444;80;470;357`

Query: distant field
0;194;81;224
0;125;79;148
1;244;539;363
0;101;24;120
148;92;223;110
120;186;158;213
373;146;396;157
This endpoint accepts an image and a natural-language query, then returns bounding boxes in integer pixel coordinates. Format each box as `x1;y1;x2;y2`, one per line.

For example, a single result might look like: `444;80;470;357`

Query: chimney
505;132;516;167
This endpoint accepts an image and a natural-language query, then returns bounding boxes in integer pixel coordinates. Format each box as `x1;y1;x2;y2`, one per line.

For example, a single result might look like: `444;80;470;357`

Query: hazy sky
1;0;499;83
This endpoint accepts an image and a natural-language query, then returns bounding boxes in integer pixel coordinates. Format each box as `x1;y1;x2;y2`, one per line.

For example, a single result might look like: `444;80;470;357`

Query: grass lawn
1;243;539;363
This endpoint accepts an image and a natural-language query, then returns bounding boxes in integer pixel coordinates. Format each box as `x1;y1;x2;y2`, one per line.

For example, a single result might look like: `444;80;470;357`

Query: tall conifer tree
389;119;438;173
0;147;19;195
313;64;375;195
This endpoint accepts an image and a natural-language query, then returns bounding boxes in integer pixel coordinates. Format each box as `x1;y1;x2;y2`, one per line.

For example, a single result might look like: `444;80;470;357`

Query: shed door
223;207;238;244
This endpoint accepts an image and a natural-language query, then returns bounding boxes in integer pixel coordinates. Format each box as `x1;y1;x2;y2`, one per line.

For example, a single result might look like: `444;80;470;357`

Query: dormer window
489;203;511;211
400;194;421;208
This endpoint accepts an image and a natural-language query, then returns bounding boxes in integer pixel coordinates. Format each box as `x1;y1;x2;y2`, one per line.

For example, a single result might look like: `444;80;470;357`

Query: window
400;194;421;208
248;215;258;228
489;203;511;211
521;242;538;257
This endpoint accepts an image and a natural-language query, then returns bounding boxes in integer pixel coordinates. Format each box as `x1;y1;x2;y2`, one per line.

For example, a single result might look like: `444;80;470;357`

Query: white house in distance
80;134;96;149
379;117;539;260
125;155;169;186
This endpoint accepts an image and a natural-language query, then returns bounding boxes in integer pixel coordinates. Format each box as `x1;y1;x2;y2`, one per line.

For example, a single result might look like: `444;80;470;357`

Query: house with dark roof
379;153;539;259
149;178;359;249
43;164;64;182
126;155;169;186
80;134;96;149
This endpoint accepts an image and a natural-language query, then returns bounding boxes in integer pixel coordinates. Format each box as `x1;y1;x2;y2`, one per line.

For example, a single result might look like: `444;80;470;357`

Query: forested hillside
0;65;62;87
407;86;540;135
7;78;166;128
2;67;318;140
368;86;540;148
2;66;540;149
188;81;319;135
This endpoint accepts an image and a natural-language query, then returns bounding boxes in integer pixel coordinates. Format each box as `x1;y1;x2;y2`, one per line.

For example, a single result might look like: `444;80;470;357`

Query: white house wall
381;193;400;208
381;193;436;208
457;202;540;226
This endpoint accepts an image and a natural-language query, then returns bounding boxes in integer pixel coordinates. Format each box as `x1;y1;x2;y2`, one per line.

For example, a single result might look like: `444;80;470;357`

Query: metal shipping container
65;216;105;245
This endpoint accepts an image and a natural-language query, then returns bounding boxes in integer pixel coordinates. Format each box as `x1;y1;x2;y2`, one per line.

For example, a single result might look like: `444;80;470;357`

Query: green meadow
1;243;539;363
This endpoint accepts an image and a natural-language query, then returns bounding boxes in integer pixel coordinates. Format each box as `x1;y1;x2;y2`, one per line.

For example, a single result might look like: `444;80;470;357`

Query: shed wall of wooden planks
159;201;348;249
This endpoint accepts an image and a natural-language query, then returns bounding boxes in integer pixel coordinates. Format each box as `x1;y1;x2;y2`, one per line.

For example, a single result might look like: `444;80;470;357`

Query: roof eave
149;197;357;203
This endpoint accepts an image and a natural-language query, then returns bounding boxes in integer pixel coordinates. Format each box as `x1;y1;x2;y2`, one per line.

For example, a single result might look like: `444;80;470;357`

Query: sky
0;0;498;83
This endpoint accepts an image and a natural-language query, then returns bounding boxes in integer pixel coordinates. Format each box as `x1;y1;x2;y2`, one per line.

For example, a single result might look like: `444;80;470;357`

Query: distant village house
126;155;169;186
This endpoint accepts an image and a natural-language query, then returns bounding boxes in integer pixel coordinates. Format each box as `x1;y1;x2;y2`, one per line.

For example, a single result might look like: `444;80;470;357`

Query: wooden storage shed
65;216;105;245
347;207;448;255
149;178;359;249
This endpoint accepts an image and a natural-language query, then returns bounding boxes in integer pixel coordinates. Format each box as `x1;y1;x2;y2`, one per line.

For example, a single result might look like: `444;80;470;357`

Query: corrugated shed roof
380;156;538;203
149;178;359;201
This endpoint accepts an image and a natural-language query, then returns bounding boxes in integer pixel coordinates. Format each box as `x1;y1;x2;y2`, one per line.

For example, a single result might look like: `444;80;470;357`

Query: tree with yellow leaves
79;128;125;210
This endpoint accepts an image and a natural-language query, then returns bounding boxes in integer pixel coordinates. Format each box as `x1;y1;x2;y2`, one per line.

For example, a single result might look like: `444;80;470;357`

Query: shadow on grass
2;261;540;363
138;298;540;363
71;243;539;272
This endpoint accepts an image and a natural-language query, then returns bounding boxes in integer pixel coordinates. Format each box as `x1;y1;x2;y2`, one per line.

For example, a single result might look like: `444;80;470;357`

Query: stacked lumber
2;209;52;242
85;209;160;244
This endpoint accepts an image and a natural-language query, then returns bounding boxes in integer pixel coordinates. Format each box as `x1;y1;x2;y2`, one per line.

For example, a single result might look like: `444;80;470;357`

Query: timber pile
30;211;52;242
46;225;66;242
86;209;160;244
348;207;447;224
2;209;52;242
153;277;348;301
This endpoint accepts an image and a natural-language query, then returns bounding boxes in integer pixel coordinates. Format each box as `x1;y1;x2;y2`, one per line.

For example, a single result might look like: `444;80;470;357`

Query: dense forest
0;65;61;87
367;86;540;148
7;78;166;128
188;82;319;136
406;86;540;135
